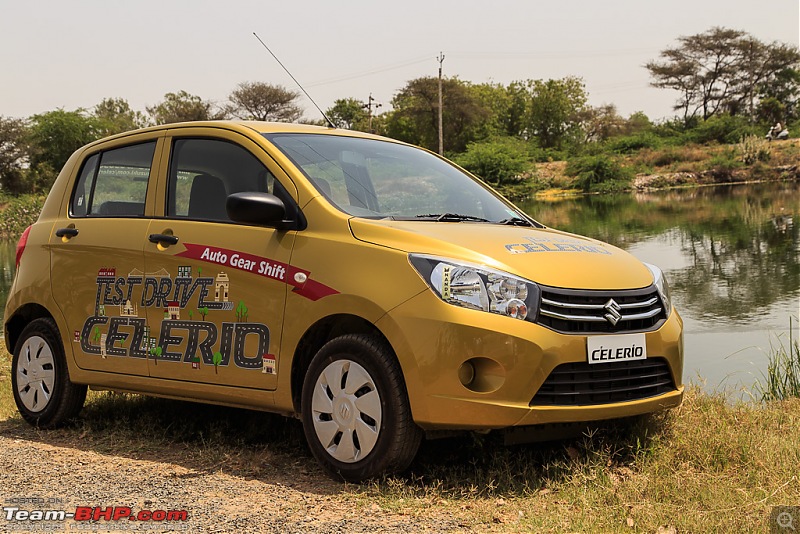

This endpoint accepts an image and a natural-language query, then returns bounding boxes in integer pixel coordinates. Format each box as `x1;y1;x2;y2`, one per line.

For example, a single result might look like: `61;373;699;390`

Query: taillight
15;225;32;270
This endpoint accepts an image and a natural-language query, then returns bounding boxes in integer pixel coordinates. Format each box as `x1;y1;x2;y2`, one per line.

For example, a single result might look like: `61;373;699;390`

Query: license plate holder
587;333;647;364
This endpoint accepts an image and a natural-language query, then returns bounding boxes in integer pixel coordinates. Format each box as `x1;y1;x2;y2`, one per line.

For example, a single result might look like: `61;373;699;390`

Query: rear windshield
264;133;525;222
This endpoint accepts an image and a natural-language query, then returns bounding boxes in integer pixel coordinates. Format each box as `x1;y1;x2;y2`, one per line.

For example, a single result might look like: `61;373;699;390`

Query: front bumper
377;290;684;430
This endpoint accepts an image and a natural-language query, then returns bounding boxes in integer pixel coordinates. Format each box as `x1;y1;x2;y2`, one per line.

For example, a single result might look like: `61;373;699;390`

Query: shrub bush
606;132;663;154
737;134;771;165
0;194;45;240
705;149;744;180
452;137;530;185
686;115;758;145
635;145;708;168
565;154;633;192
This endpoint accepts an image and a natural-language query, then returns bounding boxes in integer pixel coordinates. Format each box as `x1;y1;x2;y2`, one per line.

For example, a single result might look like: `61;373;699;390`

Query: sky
1;0;798;123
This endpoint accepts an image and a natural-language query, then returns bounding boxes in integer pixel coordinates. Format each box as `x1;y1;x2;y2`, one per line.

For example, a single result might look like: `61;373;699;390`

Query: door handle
149;233;179;245
55;227;79;238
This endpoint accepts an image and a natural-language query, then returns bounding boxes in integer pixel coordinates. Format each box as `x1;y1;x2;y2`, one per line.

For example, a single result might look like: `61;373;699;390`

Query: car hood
349;219;654;290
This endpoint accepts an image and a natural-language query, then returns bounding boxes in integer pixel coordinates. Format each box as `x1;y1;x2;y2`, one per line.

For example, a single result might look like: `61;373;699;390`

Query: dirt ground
0;418;487;533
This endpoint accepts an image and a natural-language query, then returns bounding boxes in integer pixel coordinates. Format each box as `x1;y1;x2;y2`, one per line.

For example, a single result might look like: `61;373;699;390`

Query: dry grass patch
1;345;799;532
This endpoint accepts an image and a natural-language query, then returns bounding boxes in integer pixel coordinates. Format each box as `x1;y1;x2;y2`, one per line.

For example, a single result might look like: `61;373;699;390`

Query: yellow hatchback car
4;121;683;481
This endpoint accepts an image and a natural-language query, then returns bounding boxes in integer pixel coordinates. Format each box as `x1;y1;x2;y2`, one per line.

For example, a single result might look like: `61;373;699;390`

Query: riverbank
0;345;798;532
496;138;800;201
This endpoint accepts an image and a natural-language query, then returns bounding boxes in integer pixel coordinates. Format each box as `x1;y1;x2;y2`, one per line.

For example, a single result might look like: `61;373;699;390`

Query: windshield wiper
496;216;533;227
415;213;491;222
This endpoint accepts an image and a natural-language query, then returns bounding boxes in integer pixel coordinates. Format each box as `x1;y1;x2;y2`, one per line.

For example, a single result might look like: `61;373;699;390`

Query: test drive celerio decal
79;266;273;373
78;246;338;374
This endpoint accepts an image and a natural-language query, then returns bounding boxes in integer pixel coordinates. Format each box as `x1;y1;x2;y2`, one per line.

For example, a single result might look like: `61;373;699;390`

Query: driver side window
167;138;278;222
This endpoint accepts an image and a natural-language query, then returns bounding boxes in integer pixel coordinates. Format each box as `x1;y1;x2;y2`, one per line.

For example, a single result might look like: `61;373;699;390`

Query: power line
307;56;432;87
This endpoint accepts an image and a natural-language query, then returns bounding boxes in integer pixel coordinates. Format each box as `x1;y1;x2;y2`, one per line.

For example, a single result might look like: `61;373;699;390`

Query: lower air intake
530;358;675;406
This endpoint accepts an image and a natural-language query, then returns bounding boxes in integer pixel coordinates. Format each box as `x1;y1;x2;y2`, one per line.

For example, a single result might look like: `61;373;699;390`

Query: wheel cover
16;336;56;413
311;359;382;463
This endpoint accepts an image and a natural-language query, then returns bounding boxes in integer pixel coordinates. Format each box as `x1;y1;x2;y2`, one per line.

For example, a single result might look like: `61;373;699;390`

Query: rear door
143;129;299;390
50;133;163;376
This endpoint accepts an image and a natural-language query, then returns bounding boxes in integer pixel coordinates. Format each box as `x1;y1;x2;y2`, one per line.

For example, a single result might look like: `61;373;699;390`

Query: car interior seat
188;174;228;221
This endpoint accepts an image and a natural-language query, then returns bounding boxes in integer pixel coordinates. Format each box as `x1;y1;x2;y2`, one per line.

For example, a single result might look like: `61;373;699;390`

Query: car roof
85;120;388;149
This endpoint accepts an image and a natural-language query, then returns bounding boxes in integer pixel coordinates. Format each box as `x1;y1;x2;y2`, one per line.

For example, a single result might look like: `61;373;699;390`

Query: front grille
530;358;675;406
536;285;666;334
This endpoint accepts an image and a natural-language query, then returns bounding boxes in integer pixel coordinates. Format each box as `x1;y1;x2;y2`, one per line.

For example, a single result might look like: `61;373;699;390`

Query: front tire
301;334;422;482
11;318;87;428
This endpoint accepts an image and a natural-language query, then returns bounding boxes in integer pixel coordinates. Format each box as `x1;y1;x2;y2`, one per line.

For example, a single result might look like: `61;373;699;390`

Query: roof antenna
253;32;336;129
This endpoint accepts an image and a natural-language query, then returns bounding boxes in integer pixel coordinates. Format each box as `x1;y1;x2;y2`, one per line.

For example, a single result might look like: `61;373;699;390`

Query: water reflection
520;182;800;392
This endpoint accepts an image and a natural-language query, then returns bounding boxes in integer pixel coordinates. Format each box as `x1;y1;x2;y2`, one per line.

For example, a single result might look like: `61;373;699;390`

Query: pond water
519;181;800;394
1;181;798;394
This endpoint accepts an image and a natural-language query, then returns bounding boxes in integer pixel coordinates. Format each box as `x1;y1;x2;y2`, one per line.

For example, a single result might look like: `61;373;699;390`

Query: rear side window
70;142;156;217
167;138;278;222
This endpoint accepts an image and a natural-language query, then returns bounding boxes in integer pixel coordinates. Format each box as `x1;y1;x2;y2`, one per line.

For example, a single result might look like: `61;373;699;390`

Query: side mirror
226;192;293;228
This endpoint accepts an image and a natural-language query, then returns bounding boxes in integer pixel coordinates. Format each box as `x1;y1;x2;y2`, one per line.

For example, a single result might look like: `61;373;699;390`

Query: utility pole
362;93;382;133
437;52;445;155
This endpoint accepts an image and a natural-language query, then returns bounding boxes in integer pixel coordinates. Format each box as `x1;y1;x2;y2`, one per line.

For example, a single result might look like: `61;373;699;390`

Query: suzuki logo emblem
603;299;623;325
339;404;351;420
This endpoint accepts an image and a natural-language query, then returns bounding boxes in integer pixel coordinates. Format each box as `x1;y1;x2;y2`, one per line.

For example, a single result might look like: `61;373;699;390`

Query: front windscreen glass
264;133;533;224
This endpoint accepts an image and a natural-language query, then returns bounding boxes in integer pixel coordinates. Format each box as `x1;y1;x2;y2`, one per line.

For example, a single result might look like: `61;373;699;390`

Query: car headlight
644;263;672;317
409;254;540;321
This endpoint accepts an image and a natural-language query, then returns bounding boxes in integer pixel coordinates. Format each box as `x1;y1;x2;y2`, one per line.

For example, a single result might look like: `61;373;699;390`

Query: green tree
523;77;588;149
326;98;369;130
227;82;302;122
386;76;491;153
624;111;653;135
499;81;530;138
212;351;223;374
27;109;104;190
147;90;225;124
0;116;30;194
467;82;513;139
574;104;627;143
452;137;529;185
93;97;148;135
646;27;800;123
757;67;800;123
150;346;162;365
198;307;209;321
235;300;249;322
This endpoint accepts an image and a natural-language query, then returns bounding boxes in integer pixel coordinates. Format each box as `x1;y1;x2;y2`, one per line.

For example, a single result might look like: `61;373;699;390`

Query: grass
758;319;800;402
2;343;800;532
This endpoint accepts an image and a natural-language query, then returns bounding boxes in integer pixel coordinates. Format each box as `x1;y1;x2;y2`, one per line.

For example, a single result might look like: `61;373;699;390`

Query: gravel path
0;424;475;533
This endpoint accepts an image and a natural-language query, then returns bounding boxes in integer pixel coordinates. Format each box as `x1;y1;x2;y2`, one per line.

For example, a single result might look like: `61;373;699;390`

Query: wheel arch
290;314;394;414
4;303;54;354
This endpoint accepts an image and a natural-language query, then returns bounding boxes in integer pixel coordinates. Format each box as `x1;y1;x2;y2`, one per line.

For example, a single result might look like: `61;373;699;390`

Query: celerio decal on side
79;267;276;374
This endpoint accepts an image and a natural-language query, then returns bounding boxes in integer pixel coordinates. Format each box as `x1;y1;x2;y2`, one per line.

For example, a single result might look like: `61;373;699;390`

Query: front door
143;134;297;390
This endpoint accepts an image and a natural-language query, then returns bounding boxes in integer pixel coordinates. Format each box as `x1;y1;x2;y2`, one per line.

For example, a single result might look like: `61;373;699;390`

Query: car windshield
264;133;536;224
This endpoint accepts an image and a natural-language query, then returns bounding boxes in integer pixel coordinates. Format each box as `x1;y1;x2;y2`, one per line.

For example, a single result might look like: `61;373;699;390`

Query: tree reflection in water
520;182;799;323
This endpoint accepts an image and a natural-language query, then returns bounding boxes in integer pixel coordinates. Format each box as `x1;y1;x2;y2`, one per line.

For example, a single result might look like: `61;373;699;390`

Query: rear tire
301;334;422;482
11;318;87;428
